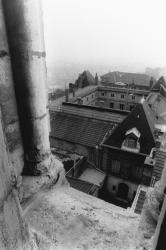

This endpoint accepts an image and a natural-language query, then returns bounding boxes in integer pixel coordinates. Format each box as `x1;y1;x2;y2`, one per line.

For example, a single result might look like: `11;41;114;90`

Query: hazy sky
42;0;166;71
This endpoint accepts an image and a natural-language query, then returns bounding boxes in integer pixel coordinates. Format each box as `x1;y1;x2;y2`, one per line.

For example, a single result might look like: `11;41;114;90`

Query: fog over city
42;0;166;88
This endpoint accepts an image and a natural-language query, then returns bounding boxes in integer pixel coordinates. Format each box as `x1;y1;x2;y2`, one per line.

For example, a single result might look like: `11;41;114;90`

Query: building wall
95;89;145;110
81;91;97;105
106;175;138;201
71;86;149;111
61;103;126;123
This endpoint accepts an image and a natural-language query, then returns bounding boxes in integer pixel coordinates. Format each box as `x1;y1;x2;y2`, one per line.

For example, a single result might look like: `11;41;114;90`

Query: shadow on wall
98;176;135;209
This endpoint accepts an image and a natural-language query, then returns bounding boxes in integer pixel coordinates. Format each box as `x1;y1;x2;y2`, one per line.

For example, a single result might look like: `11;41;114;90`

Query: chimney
65;88;69;102
95;73;99;85
150;77;154;89
73;87;75;97
2;0;51;175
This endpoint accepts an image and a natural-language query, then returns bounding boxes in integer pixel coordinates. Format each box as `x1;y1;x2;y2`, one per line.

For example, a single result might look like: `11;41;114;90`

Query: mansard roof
103;101;156;154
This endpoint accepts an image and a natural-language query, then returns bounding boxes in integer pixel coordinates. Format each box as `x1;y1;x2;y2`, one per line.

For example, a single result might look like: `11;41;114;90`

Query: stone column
0;0;24;176
2;0;50;175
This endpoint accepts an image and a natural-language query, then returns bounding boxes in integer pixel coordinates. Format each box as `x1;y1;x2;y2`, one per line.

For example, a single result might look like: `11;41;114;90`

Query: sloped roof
101;71;151;87
50;112;114;148
103;101;156;154
79;168;106;186
151;76;166;91
76;71;95;86
66;177;94;194
152;150;166;182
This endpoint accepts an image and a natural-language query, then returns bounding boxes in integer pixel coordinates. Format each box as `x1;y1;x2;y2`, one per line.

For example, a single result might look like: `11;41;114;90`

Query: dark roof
50;112;114;148
103;101;156;154
151;76;166;91
101;71;151;87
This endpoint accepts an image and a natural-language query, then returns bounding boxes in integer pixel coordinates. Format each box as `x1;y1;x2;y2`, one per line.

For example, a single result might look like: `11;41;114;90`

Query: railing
65;157;87;178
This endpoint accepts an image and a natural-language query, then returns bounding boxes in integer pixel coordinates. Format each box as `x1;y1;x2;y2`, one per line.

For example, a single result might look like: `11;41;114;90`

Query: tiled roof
101;71;151;87
103;101;156;154
50;112;114;148
152;150;166;182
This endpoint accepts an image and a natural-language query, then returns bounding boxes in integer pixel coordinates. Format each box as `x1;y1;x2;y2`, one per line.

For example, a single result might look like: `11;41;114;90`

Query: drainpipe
2;0;50;175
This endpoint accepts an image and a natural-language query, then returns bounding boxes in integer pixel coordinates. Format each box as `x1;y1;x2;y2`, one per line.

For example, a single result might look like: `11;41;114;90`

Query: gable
125;127;140;138
103;102;156;154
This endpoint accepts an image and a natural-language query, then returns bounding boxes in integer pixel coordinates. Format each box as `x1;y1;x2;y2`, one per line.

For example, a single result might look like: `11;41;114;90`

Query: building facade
71;85;149;112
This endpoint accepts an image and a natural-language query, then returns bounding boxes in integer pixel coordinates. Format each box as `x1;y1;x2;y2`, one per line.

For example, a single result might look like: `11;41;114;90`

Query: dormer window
124;137;137;148
121;127;140;153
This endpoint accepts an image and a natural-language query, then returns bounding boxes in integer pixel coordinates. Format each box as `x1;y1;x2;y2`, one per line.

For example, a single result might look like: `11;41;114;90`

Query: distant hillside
47;62;112;90
145;67;166;79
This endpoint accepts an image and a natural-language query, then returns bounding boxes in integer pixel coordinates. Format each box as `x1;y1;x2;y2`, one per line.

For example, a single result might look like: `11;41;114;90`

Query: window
132;95;135;100
121;128;140;152
111;93;115;97
101;92;105;96
121;161;130;179
109;103;114;108
111;160;120;174
132;166;143;180
121;94;125;98
87;97;89;101
120;104;124;110
112;185;116;191
124;138;137;148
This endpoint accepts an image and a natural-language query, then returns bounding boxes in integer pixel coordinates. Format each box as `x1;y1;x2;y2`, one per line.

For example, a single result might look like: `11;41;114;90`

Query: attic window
121;127;140;153
124;138;137;148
